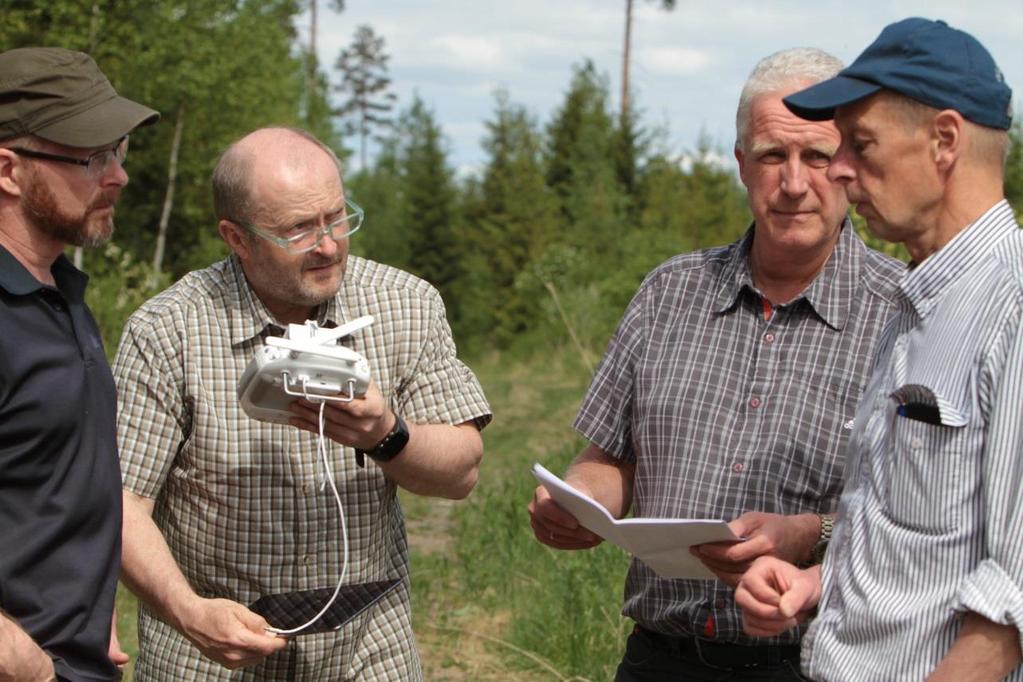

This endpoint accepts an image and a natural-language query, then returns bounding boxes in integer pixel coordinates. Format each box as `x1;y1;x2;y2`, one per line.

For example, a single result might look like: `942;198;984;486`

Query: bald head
212;127;343;226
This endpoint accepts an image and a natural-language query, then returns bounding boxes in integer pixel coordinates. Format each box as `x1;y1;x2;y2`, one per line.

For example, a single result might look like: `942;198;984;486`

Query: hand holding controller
238;316;374;424
235;316;378;636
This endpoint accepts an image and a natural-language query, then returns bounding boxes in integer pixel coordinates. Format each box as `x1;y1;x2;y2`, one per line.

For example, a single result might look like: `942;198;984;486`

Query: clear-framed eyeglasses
233;198;364;254
7;136;129;178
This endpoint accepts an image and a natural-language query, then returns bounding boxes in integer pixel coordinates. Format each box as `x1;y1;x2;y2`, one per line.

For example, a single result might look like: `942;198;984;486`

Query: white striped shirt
804;200;1023;681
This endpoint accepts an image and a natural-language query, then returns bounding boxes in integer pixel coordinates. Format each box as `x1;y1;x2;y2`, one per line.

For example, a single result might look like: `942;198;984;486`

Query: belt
636;625;801;670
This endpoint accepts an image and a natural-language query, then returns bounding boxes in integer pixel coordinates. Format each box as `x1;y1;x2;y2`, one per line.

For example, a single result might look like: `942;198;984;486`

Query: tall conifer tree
468;91;558;344
334;25;397;171
544;62;628;265
397;97;460;301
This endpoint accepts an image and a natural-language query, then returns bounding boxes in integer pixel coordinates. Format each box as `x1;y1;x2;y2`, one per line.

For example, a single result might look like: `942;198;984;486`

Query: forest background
5;1;1023;679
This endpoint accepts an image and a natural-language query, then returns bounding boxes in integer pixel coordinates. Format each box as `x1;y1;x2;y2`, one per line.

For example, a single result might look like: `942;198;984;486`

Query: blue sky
311;1;1023;176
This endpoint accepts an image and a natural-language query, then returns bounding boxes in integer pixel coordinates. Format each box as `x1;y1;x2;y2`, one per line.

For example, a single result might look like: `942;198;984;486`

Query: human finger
529;515;602;549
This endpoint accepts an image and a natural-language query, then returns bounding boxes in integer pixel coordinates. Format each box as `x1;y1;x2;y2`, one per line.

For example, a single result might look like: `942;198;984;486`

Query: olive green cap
0;47;159;148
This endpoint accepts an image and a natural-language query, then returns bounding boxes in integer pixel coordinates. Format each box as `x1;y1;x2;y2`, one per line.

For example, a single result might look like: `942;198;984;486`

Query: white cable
267;400;349;635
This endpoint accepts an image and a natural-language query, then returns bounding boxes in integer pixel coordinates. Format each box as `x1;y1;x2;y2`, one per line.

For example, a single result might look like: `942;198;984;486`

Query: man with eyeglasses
0;47;158;681
112;127;491;679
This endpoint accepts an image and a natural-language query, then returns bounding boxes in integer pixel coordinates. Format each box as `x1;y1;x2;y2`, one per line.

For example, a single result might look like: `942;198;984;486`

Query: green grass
115;346;630;679
115;585;139;681
409;348;632;680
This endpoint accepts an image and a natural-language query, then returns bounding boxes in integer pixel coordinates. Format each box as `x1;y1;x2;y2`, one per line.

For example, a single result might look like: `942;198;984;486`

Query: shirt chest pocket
881;384;970;535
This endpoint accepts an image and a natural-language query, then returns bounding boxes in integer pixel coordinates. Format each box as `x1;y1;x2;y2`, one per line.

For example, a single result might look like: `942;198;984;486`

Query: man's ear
932;109;964;173
0;148;25;197
734;144;749;187
218;220;251;260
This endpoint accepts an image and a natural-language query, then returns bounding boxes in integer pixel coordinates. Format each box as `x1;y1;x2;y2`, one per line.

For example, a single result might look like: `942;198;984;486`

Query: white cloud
638;46;712;76
317;1;1023;171
428;35;507;71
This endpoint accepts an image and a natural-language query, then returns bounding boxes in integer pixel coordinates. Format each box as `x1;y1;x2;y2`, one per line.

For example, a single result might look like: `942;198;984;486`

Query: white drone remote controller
238;315;374;424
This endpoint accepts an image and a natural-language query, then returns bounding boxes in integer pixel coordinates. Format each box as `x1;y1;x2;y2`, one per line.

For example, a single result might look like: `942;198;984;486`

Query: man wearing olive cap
735;18;1023;681
0;47;158;681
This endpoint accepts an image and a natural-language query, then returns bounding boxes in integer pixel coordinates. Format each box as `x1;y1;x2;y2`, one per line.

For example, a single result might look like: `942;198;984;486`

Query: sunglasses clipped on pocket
249;579;401;636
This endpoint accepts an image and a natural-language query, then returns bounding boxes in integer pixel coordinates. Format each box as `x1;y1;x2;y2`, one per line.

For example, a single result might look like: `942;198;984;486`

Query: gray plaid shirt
114;254;491;680
574;222;902;644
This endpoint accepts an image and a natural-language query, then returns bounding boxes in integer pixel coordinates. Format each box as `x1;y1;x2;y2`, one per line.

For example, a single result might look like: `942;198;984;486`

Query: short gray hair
881;90;1012;169
735;48;844;151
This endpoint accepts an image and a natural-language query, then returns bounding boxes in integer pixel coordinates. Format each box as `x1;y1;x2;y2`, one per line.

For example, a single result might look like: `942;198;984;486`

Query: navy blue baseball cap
784;18;1012;130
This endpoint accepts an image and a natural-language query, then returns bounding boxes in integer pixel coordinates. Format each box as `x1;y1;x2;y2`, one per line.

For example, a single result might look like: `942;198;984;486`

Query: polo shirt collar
225;253;344;346
900;200;1017;317
712;217;860;330
0;244;86;298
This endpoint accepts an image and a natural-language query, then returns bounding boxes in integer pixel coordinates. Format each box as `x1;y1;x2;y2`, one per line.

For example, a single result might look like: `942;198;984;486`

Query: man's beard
22;174;117;248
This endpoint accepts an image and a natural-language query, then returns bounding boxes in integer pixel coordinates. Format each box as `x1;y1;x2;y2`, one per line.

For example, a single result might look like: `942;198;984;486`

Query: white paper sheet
532;462;741;579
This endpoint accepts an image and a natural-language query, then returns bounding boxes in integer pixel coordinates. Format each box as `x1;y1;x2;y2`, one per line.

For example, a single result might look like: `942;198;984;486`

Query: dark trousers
615;626;810;682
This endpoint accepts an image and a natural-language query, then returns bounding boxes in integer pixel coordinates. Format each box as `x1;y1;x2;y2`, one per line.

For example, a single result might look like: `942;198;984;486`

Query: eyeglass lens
288;213;356;252
89;138;129;176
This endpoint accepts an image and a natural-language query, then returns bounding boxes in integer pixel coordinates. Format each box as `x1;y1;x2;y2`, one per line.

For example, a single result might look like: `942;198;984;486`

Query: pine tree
334;25;398;171
397;97;460;301
345;138;410;269
636;134;748;251
464;90;559;344
544;62;628;265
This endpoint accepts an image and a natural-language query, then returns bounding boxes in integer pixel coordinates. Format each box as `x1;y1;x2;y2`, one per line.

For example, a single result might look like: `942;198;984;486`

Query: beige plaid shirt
114;255;491;681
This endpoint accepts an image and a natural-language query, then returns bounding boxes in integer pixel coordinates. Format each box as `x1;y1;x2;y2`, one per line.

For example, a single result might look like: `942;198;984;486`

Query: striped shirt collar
713;217;862;331
224;253;342;347
900;200;1017;318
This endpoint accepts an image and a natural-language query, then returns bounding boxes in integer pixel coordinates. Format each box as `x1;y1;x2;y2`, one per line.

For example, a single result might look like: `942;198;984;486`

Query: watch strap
355;413;409;467
810;513;835;565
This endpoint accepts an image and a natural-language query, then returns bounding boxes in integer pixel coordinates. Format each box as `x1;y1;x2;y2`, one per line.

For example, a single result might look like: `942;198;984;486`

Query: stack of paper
532;463;741;579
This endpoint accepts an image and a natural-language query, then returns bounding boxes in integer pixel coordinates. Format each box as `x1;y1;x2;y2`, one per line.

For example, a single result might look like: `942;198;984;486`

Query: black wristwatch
355;413;409;468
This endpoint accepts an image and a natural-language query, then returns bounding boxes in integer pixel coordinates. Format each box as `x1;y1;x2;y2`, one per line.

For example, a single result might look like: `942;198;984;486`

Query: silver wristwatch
810;513;834;565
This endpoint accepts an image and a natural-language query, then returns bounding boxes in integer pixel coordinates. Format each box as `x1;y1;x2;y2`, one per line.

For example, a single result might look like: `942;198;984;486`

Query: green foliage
409;351;630;680
2;0;341;284
456;91;560;346
453;443;630;679
346;139;409;267
637;141;749;248
545;61;626;231
397;97;461;298
614;102;648;196
80;242;170;361
1006;119;1023;223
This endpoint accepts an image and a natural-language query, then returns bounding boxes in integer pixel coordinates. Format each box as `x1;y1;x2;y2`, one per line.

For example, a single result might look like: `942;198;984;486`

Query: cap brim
33;95;160;148
783;75;882;121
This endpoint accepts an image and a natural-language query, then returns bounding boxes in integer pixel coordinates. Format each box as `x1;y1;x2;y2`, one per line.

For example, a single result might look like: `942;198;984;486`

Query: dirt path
406;501;553;681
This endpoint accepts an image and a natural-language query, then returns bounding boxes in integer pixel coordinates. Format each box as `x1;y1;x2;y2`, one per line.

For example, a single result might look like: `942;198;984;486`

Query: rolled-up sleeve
573;276;649;462
398;286;491;430
112;314;186;499
954;308;1023;651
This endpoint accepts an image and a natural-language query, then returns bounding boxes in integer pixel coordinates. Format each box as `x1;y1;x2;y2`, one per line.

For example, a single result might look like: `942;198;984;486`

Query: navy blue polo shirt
0;245;122;681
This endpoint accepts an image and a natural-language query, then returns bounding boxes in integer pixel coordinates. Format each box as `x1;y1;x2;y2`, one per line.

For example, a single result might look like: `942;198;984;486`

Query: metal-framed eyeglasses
7;136;129;178
232;198;364;254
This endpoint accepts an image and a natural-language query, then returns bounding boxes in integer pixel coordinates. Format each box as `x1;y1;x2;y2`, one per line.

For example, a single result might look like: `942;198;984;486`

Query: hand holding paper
532;463;741;579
